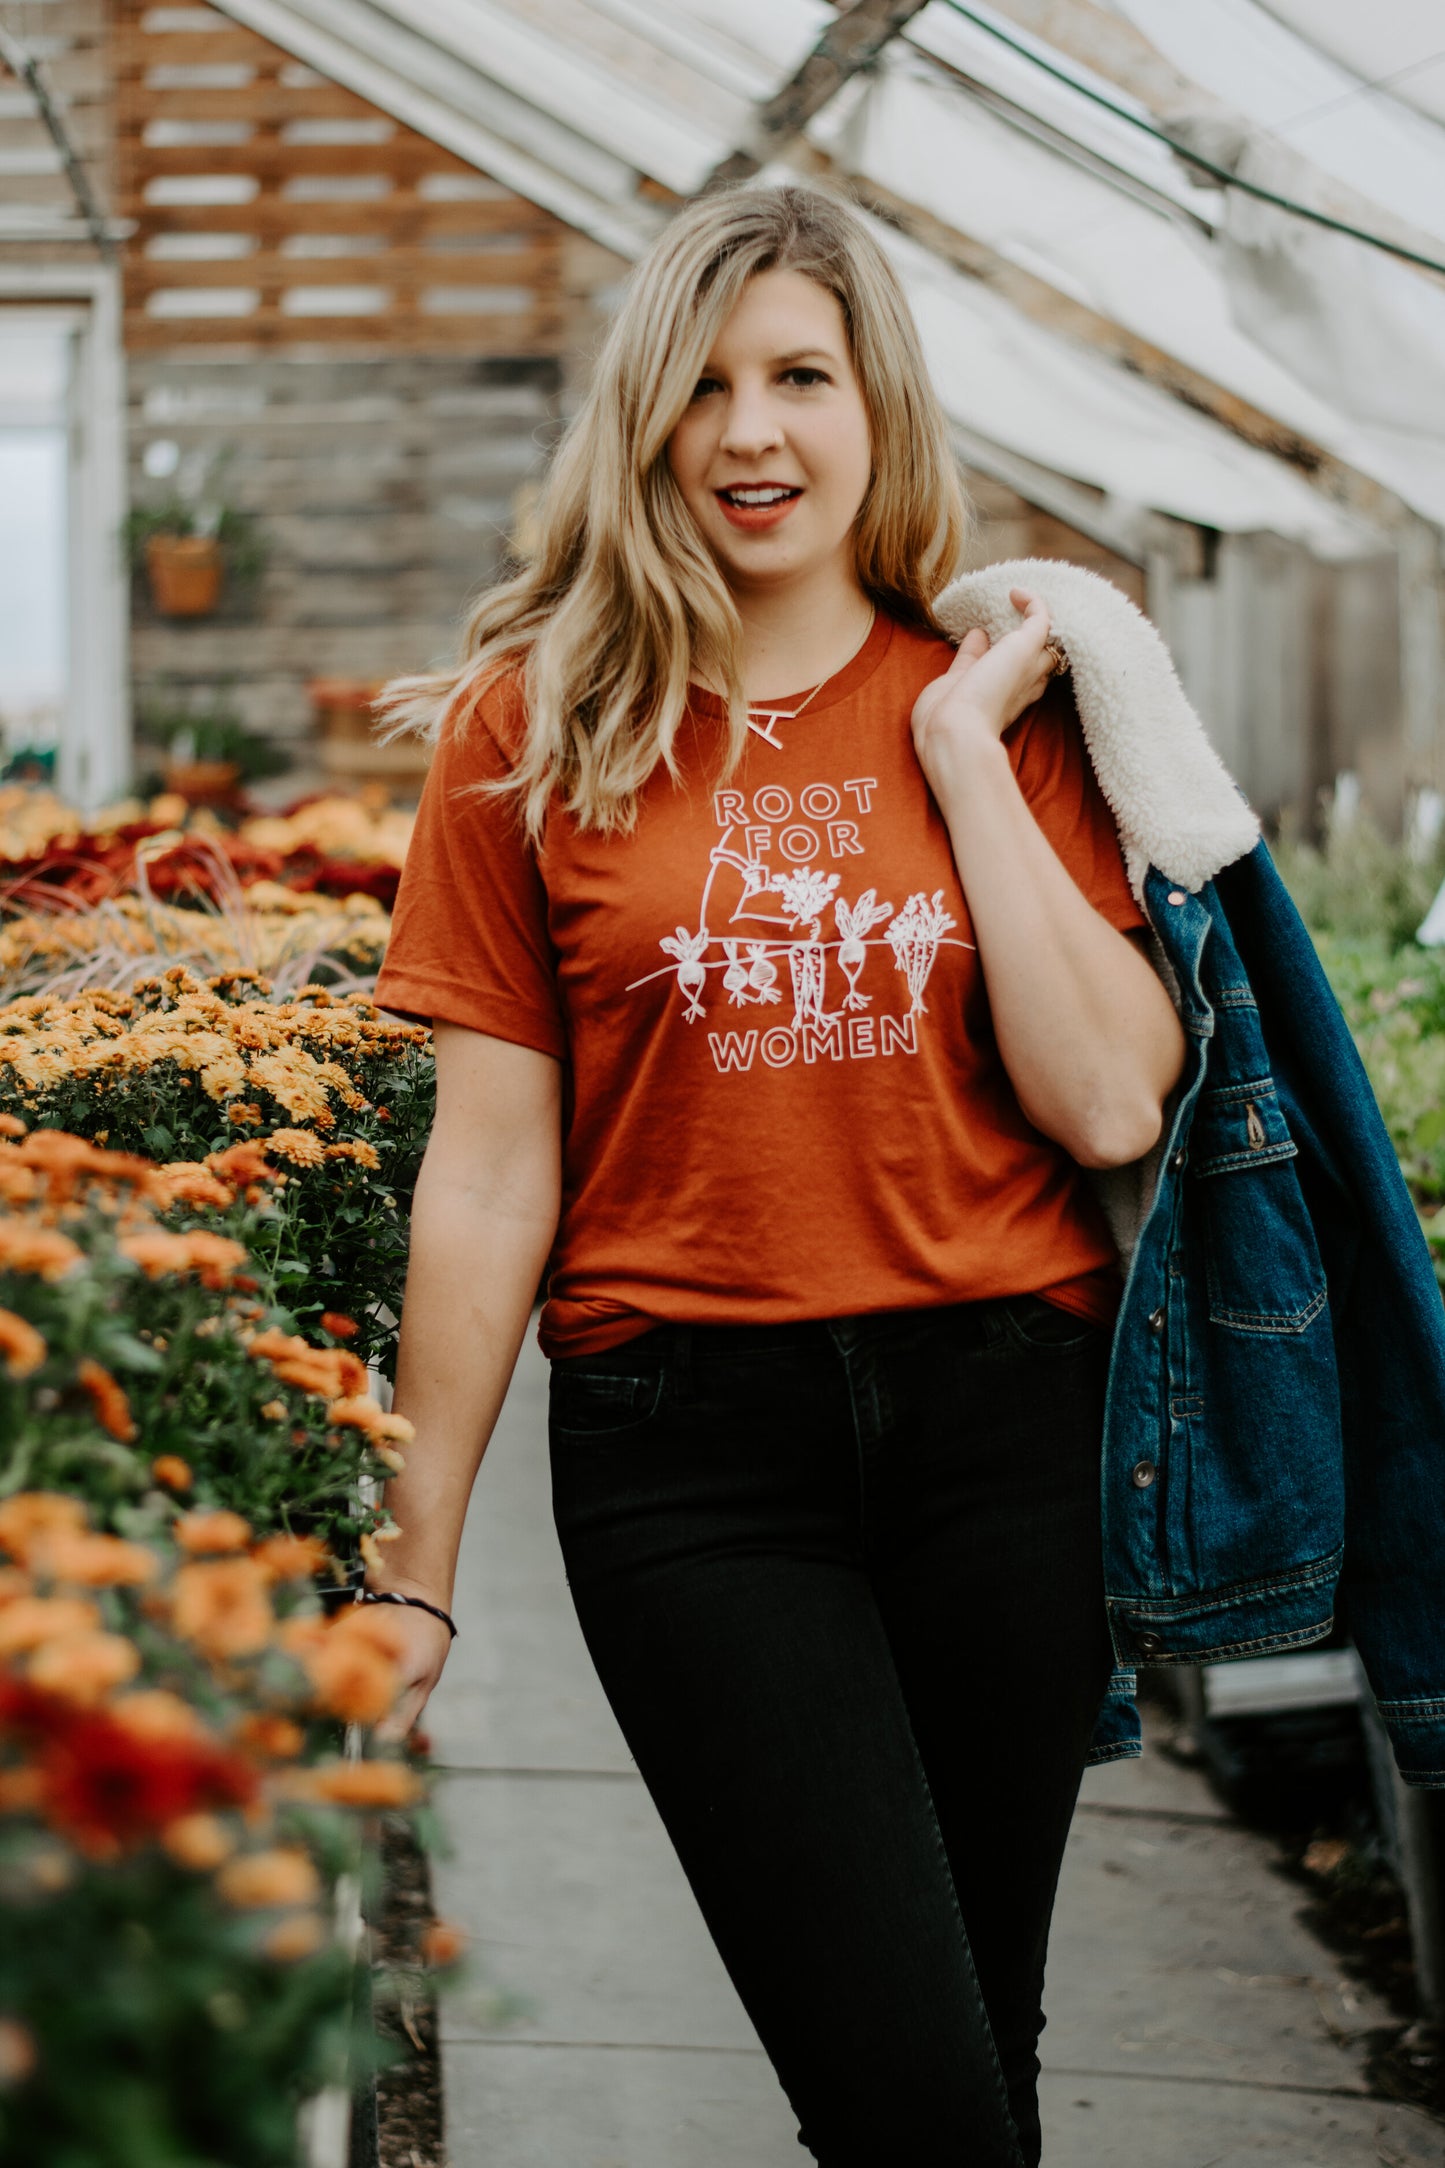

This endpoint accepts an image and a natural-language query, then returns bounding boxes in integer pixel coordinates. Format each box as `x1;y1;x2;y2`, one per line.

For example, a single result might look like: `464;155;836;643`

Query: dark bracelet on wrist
351;1587;458;1640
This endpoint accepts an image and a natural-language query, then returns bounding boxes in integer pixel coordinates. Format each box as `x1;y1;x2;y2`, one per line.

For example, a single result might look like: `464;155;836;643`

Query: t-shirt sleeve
373;686;568;1059
1009;678;1146;935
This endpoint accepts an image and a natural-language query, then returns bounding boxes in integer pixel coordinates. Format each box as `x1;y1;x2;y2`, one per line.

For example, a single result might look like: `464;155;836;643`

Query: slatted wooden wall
111;0;567;350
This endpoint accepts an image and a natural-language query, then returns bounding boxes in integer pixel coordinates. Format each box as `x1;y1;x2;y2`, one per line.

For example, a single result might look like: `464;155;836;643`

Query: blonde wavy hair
380;183;968;837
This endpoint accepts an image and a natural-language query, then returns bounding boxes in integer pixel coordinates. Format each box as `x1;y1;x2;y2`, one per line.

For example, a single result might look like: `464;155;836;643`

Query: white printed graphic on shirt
625;774;972;1067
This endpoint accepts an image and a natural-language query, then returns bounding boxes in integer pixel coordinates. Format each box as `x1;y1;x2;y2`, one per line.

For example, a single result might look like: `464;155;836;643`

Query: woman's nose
718;390;785;459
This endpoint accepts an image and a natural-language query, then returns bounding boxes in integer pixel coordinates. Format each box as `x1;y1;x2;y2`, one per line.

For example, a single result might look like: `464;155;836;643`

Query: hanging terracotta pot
145;533;224;618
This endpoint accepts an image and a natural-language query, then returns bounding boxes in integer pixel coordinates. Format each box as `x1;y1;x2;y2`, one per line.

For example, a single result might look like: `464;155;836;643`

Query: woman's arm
369;1022;563;1737
912;588;1185;1170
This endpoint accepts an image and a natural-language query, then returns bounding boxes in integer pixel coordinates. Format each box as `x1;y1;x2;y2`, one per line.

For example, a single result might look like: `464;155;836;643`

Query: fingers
376;1683;430;1745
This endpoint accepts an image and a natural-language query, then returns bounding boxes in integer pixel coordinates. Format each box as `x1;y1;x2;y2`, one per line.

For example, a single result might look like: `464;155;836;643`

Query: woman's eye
782;367;828;388
689;376;723;401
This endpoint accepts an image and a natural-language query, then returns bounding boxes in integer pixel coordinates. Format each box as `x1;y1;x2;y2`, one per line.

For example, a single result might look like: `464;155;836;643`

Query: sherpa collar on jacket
933;559;1260;900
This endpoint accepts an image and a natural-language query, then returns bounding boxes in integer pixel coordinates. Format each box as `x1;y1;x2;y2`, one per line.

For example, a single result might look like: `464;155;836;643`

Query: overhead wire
930;0;1445;279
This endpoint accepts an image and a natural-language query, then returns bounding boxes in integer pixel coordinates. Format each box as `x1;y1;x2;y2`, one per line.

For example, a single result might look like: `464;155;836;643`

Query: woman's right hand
374;1604;456;1744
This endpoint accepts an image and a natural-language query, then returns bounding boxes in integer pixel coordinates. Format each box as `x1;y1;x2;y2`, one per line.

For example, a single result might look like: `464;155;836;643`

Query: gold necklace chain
746;606;876;750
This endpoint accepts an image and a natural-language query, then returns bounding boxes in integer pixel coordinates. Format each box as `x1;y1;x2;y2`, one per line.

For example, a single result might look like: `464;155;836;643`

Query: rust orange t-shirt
375;611;1148;1357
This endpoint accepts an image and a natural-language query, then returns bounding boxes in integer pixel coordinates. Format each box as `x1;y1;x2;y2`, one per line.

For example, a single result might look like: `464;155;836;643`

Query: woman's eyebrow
773;347;835;364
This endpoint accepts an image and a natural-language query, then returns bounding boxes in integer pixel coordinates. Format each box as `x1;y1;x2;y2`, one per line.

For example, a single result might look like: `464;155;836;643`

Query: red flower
32;1705;259;1857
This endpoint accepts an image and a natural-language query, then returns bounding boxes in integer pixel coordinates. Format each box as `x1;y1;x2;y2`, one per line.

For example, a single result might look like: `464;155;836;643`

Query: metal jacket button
1136;1629;1164;1657
1170;1149;1186;1172
1132;1460;1156;1487
1148;1306;1165;1332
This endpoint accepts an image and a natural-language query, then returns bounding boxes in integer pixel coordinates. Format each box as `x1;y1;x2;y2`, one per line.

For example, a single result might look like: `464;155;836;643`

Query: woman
369;183;1186;2167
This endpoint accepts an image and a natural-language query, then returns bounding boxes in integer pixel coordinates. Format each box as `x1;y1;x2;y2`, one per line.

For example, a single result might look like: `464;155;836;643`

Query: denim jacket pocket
1189;1081;1329;1336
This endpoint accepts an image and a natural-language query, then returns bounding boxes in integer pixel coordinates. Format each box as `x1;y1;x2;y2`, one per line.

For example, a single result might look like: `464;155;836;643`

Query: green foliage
1274;819;1445;1286
0;1838;364;2168
1272;815;1445;953
134;685;292;785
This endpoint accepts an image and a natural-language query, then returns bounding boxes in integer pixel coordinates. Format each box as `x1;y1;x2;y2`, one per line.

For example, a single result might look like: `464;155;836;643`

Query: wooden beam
121;84;380;122
704;0;933;190
127;243;556;289
975;0;1445;276
818;156;1411;533
111;28;292;70
123;196;548;237
122;306;566;351
111;139;479;176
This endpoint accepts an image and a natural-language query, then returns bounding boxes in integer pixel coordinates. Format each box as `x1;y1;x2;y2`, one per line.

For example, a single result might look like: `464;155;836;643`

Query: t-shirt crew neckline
687;607;896;721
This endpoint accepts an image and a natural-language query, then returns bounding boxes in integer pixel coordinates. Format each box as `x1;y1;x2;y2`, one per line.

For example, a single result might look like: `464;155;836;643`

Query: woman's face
665;268;872;601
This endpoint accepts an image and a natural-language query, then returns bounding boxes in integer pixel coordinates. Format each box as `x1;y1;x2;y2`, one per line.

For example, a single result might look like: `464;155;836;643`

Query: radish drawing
745;944;782;1003
659;926;710;1021
722;940;751;1005
834;890;893;1010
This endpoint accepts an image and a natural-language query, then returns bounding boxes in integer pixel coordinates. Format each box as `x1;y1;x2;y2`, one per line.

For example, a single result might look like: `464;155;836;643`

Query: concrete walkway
426;1335;1441;2167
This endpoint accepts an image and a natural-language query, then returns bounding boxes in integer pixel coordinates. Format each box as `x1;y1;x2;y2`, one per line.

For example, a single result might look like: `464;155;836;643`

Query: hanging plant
122;505;268;622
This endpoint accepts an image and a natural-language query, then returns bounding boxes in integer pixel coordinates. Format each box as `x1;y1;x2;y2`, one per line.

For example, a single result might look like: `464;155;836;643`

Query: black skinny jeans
548;1294;1116;2167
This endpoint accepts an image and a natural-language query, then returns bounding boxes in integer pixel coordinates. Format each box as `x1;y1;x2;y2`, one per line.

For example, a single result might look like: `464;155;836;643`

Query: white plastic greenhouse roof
214;0;1445;551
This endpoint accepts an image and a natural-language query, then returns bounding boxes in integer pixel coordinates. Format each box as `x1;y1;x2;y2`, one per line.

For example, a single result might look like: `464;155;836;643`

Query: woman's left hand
911;587;1056;790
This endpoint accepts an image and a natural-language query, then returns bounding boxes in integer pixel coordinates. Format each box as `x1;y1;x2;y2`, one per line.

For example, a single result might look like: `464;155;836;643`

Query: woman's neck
732;576;876;703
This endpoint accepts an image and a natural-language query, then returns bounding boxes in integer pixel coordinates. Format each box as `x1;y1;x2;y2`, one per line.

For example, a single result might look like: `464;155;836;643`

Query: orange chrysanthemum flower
263;1129;326;1168
163;1812;236;1871
76;1358;137;1444
174;1510;252;1556
154;1165;236;1211
420;1920;467;1968
216;1845;320;1910
326;1397;414;1445
119;1229;248;1290
320;1312;358;1340
34;1531;157;1589
172;1558;274;1661
0;1595;100;1655
0;1306;45;1378
151;1455;193;1492
0;1493;88;1567
258;1400;288;1422
28;1629;142;1705
233;1711;306;1761
205;1140;273;1181
251;1532;330;1584
111;1688;210;1743
0;1112;27;1139
286;1759;422;1809
288;1623;399;1727
261;1911;327;1963
0;1222;82;1281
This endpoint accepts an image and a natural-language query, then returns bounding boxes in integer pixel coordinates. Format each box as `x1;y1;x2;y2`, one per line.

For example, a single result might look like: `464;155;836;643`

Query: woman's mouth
714;485;802;531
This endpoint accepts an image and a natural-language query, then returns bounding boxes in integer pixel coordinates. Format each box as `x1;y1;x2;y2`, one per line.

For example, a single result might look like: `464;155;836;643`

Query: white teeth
723;486;796;506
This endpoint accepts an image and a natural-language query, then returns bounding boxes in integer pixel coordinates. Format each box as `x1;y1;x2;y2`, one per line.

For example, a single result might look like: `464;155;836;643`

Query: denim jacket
936;561;1445;1792
1087;846;1445;1787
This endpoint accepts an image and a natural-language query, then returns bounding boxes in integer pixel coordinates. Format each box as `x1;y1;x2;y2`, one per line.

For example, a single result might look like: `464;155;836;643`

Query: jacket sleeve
1216;844;1445;1788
